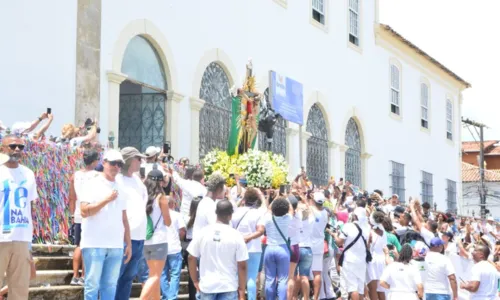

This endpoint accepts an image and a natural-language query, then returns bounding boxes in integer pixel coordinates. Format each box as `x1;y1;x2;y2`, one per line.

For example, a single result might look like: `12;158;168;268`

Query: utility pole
462;118;488;218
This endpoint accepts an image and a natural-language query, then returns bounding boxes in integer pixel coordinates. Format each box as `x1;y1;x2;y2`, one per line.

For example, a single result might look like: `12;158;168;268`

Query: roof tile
462;162;500;182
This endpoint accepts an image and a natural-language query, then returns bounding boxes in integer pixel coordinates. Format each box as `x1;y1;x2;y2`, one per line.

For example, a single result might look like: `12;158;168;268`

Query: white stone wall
0;0;465;210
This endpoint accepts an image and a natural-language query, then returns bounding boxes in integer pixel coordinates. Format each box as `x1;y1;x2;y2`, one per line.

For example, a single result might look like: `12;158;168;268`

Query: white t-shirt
187;223;249;293
144;196;169;246
469;260;499;300
80;175;126;249
338;222;370;267
299;214;314;248
383;204;397;215
192;196;216;240
0;165;38;242
288;212;303;246
167;210;186;254
116;174;148;241
263;213;291;246
380;262;421;294
73;170;99;224
232;207;266;253
310;209;328;255
424;251;455;295
69;136;86;149
174;172;207;222
420;227;436;246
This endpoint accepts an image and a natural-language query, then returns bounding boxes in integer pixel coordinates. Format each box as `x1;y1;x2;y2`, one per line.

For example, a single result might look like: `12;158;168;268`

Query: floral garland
202;149;289;188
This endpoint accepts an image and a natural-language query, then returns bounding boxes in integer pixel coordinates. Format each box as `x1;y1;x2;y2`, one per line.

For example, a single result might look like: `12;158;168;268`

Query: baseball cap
103;149;125;163
121;147;146;162
313;192;325;205
144;146;161;157
147;164;164;181
430;237;445;248
0;153;8;165
488;216;494;221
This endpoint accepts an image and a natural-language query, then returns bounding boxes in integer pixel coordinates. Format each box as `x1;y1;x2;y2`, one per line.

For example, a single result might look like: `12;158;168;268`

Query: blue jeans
264;244;290;300
296;247;313;276
247;252;261;300
161;252;183;300
115;240;144;300
137;255;149;283
425;294;451;300
200;291;238;300
82;248;124;300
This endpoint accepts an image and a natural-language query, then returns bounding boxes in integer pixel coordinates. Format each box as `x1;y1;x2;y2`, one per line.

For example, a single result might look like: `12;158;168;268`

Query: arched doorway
198;62;232;159
306;103;329;186
119;35;167;151
345;118;362;187
258;88;287;157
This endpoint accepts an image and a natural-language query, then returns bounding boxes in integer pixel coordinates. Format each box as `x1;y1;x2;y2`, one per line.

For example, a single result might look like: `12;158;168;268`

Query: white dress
367;230;388;283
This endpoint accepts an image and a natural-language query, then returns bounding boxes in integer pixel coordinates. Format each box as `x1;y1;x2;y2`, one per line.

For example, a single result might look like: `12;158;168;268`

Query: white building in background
0;0;470;211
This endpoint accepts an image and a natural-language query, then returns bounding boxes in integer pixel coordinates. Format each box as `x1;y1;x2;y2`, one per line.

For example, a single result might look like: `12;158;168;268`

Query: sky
379;0;500;142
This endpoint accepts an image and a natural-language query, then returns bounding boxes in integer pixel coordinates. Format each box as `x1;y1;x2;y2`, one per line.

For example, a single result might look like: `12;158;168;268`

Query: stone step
32;244;75;257
30;270;74;287
27;282;189;299
34;256;73;271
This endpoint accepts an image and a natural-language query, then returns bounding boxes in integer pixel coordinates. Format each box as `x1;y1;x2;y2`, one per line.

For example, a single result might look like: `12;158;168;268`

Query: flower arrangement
202;149;289;188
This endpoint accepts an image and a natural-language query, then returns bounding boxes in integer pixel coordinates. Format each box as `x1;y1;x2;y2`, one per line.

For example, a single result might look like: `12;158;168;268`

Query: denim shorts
143;243;168;261
296;247;313;276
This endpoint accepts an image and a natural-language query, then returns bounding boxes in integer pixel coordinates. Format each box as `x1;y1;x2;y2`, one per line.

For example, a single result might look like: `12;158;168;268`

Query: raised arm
68;174;76;215
33;113;53;140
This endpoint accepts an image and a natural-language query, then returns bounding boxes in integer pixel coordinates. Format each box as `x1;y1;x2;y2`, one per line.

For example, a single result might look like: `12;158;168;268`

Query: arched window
199;62;232;158
258;88;287;157
119;35;167;151
345;118;362;187
306;103;329;186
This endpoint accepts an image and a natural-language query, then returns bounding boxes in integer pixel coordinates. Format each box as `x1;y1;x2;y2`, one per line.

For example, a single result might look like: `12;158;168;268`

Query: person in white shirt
424;237;458;300
161;197;186;300
287;195;303;299
68;149;99;286
296;196;315;300
172;166;207;224
0;135;39;299
231;187;267;300
114;147;148;300
383;194;399;215
380;244;424;299
229;174;247;206
192;172;226;240
460;244;499;300
141;166;172;300
309;192;328;300
366;211;388;300
188;200;249;300
332;207;370;300
80;149;132;300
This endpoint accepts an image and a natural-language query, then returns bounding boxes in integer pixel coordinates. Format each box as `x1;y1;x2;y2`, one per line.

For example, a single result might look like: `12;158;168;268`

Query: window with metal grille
421;171;433;205
446;179;457;213
390;161;405;202
421;83;429;129
349;0;360;46
390;65;400;115
312;0;325;24
446;99;453;140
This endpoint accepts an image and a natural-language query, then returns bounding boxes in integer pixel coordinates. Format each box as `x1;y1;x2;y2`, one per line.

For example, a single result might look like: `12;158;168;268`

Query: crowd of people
0;113;499;300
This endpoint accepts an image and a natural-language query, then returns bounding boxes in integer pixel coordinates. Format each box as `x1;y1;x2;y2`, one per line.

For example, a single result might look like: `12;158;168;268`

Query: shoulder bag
272;215;292;253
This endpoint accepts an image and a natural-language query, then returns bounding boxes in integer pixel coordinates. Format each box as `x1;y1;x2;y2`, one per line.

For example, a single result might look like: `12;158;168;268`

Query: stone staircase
24;244;189;300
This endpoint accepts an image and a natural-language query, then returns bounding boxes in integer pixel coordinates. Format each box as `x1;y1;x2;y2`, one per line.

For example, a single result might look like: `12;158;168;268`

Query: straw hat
0;153;8;165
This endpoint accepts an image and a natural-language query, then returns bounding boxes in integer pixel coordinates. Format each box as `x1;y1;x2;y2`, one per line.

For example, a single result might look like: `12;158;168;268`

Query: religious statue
228;59;262;155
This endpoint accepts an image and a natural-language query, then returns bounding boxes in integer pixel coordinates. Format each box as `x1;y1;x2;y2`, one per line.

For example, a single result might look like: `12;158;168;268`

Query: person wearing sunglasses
80;149;132;300
0;134;39;299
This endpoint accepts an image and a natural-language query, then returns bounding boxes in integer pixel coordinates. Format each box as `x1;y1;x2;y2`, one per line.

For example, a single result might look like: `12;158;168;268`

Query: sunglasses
8;144;25;150
108;161;124;168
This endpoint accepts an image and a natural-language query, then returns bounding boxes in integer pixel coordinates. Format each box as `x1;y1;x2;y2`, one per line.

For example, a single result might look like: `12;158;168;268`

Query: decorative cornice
167;90;185;103
361;152;372;159
338;144;349;152
189;97;206;112
302;131;313;141
106;71;127;84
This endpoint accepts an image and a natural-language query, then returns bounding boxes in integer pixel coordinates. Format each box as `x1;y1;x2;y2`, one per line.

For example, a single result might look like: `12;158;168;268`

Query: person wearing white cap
332;206;370;300
0;134;39;299
309;192;328;300
80;149;132;300
142;146;167;182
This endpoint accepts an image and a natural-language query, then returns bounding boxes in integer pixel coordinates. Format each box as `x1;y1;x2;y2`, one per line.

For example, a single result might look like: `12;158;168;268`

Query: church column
285;127;299;178
361;152;372;190
301;131;312;170
339;144;349;180
189;97;206;161
328;141;338;179
166;91;185;159
106;71;127;148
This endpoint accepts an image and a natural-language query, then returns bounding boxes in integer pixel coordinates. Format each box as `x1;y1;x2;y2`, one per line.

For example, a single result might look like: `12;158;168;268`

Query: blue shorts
296;247;313;276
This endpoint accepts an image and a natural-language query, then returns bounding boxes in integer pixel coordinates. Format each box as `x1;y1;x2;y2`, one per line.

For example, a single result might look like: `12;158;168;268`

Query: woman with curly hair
367;211;389;300
262;196;294;300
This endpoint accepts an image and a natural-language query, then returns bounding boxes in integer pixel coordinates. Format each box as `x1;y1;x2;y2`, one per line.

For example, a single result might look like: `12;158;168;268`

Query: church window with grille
345;118;362;187
306;104;329;186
